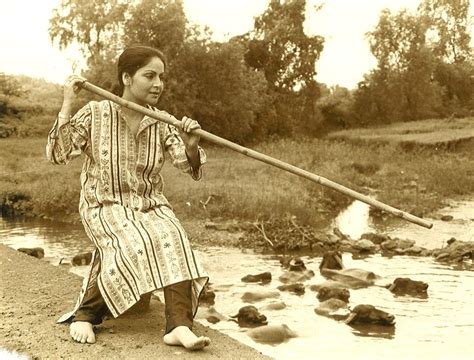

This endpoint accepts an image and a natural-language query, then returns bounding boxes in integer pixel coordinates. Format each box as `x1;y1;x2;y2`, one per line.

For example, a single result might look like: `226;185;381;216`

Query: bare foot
70;321;96;344
163;326;210;350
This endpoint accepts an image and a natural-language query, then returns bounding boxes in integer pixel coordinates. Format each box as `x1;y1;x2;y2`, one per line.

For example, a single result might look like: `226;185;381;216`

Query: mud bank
0;244;270;360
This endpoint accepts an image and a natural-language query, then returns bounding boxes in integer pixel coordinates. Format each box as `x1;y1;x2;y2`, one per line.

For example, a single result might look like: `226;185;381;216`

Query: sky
0;0;472;89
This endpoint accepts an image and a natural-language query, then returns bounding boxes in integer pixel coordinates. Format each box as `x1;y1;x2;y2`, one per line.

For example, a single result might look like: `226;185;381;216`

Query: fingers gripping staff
76;79;433;230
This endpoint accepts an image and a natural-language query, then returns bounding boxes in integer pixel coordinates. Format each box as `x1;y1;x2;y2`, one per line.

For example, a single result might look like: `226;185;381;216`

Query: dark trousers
73;279;194;334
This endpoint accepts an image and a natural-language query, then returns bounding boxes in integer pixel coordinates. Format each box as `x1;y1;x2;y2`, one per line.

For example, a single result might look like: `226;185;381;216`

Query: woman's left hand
178;116;201;149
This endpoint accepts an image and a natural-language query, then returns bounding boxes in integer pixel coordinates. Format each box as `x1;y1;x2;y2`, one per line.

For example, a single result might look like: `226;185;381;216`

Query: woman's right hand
63;75;86;104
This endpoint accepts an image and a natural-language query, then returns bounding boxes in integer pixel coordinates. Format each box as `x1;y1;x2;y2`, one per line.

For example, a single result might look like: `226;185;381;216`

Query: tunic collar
114;102;160;136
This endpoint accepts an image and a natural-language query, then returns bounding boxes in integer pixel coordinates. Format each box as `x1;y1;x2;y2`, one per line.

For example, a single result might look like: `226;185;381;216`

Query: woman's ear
122;73;131;86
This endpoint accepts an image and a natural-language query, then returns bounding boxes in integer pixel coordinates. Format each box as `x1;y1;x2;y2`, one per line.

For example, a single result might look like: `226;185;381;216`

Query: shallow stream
1;200;473;360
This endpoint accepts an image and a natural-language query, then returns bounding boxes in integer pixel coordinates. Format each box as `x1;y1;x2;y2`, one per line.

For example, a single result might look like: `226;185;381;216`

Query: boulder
72;251;93;266
261;301;286;311
241;290;280;303
241;272;272;284
17;247;44;259
440;215;454;221
387;277;428;297
277;283;305;295
317;286;350;303
314;298;350;320
381;238;415;251
230;305;268;328
434;240;474;263
352;239;376;252
200;285;216;306
278;270;315;283
247;324;297;344
196;306;228;324
345;304;395;326
360;233;390;245
402;246;424;255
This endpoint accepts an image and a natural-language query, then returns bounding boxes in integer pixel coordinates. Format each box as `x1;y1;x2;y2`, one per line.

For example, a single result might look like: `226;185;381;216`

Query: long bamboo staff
79;80;433;229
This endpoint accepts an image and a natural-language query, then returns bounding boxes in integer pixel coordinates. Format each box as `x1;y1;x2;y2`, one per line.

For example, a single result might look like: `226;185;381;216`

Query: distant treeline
1;0;473;142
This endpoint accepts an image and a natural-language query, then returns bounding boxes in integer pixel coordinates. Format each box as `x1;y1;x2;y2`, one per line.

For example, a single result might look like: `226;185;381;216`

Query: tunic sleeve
163;123;206;181
46;103;92;165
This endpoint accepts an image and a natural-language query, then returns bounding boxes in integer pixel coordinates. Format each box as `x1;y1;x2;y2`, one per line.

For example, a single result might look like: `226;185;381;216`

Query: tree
246;0;324;92
0;73;25;98
161;40;270;143
122;0;187;60
418;0;474;115
49;0;127;60
419;0;472;63
316;85;354;130
48;0;270;143
354;8;444;123
242;0;325;136
368;9;431;74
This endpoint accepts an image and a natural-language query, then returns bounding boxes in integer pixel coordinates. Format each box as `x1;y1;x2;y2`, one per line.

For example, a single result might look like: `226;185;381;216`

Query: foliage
433;59;474;116
0;75;62;137
352;3;472;126
315;86;354;130
47;0;278;143
4;0;470;141
122;0;187;60
0;73;25;98
246;0;324;91
161;41;270;143
49;0;127;59
242;0;325;136
419;0;472;63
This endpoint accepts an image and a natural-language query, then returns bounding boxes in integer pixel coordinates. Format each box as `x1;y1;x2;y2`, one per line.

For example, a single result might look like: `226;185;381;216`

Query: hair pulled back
117;45;167;95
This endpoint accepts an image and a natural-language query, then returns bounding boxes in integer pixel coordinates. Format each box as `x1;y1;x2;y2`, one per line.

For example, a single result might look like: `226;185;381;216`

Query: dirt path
0;244;271;360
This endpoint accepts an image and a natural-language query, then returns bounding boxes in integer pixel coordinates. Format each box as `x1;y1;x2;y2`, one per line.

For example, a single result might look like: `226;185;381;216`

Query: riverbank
0;244;270;360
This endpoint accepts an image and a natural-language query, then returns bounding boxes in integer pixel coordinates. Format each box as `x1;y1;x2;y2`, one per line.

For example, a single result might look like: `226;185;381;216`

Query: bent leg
163;280;210;350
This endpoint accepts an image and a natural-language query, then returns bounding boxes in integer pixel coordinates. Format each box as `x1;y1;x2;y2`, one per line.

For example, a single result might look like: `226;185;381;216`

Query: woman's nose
153;80;163;91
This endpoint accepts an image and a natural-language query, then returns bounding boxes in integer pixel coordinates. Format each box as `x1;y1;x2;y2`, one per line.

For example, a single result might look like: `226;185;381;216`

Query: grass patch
1;127;473;226
328;117;474;146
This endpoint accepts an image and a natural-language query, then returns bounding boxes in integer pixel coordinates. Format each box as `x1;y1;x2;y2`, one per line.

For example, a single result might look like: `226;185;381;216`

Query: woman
47;46;210;350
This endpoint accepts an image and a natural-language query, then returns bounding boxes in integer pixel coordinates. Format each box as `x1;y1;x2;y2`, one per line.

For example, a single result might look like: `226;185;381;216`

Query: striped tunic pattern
47;100;208;320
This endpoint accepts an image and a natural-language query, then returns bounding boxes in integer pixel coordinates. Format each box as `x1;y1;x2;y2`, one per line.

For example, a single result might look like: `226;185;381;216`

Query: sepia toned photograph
1;0;473;359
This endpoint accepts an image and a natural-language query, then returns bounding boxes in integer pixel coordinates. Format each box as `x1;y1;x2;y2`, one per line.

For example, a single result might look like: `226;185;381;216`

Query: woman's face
124;56;165;106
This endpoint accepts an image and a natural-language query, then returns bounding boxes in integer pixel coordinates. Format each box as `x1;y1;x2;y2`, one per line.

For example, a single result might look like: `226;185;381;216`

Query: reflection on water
0;217;93;262
333;200;474;249
1;206;473;360
197;247;473;360
333;200;372;240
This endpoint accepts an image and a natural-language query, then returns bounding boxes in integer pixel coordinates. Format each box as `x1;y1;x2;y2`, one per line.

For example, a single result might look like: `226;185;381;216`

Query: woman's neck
121;106;143;122
121;92;147;122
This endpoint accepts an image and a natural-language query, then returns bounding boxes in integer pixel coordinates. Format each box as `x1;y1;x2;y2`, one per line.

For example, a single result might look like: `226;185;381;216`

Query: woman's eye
145;74;154;79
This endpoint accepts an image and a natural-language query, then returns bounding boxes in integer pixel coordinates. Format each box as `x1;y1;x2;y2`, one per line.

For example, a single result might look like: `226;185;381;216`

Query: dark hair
117;45;167;95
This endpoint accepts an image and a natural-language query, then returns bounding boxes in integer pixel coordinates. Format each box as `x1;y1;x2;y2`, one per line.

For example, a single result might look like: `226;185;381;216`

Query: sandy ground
0;244;271;360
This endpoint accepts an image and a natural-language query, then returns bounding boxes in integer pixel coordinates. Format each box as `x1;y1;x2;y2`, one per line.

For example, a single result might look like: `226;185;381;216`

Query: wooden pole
79;80;433;229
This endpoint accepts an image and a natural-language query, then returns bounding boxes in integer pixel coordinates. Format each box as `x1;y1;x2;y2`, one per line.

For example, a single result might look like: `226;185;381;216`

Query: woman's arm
163;117;206;180
46;75;91;165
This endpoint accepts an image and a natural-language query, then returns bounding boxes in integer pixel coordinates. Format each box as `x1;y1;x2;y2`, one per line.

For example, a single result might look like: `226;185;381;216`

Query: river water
1;201;473;360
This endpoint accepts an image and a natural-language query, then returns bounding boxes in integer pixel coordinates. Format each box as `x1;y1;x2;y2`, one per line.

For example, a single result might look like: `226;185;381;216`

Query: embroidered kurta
46;100;208;320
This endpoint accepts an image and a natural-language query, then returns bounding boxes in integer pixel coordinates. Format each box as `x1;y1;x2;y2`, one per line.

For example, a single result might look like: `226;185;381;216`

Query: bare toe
70;321;95;344
189;337;210;351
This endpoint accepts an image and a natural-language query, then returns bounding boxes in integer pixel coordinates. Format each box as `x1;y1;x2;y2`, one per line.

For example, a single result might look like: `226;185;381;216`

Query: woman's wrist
58;110;71;126
60;99;73;114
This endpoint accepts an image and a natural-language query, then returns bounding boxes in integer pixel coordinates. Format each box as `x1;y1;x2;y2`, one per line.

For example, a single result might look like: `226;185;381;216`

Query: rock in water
247;324;297;344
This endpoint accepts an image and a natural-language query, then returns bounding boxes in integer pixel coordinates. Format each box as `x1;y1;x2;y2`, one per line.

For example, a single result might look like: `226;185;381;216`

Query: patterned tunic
46;100;209;320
